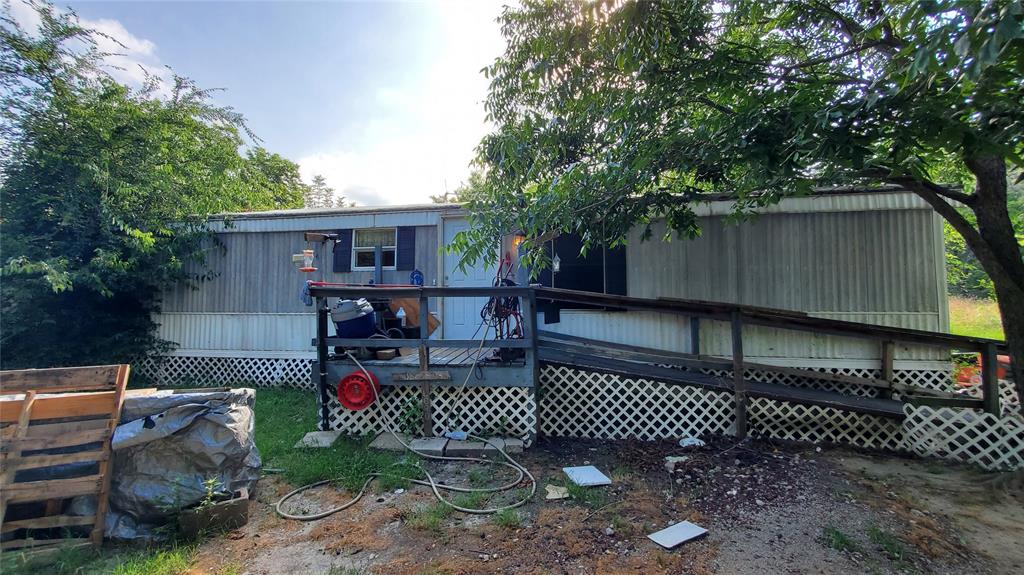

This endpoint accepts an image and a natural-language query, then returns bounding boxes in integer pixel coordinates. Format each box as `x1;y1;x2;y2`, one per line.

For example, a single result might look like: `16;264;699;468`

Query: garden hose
274;350;536;520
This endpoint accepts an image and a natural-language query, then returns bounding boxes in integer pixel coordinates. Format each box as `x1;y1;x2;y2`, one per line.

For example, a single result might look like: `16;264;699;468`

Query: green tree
461;0;1024;405
304;174;338;208
0;2;301;369
241;147;309;211
431;170;489;204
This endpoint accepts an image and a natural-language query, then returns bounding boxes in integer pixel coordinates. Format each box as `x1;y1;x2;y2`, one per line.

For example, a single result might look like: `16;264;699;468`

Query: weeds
823;526;858;552
867;525;906;562
492;508;522;529
566;482;607;508
610;514;633;536
453;491;488;509
405;503;453;533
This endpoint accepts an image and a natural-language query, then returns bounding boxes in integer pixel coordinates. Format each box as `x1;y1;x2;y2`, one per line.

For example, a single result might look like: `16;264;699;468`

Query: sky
11;0;509;206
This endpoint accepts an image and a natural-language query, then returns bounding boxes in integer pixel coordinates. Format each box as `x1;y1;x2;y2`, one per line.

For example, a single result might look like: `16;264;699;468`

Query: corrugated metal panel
692;191;931;217
156;312;315;352
162;225;438;313
208;208;452;233
629;209;942;315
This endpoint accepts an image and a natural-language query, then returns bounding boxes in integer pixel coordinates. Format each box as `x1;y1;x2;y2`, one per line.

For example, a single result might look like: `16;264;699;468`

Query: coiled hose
275;351;537;520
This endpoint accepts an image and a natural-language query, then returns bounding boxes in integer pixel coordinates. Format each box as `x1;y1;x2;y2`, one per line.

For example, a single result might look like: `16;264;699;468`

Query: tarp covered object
102;388;261;540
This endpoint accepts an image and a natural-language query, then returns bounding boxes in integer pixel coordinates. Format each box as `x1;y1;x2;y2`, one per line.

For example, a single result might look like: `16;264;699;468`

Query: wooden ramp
537;331;906;419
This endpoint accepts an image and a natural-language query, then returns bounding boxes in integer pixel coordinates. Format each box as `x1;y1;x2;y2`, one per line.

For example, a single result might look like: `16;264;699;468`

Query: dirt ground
187;437;1024;575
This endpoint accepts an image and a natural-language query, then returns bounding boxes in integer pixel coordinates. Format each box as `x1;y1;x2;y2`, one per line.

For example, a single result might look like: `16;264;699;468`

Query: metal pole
316;296;331;431
731;311;748;439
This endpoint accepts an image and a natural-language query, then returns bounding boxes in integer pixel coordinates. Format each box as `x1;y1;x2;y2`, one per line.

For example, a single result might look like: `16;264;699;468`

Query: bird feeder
298;249;317;273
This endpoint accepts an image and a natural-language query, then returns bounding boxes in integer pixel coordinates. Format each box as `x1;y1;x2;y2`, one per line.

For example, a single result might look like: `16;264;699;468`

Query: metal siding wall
158;224;439;353
553;208;946;362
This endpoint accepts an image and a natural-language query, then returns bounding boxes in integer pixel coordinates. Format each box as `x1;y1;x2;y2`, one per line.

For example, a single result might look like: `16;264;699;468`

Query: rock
756;499;765;506
664;455;689;473
605;527;615;536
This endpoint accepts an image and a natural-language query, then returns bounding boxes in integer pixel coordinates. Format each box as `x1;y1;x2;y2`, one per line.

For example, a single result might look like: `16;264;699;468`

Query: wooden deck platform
359;346;496;368
315;346;532;388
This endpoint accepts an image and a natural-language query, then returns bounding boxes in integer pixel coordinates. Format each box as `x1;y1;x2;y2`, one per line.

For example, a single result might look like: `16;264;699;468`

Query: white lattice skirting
323;385;538;446
902;405;1024;471
138;355;1021;470
137;355;315;389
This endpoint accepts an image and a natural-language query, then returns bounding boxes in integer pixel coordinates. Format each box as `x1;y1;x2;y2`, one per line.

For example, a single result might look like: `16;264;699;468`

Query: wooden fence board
0;365;120;394
0;364;129;552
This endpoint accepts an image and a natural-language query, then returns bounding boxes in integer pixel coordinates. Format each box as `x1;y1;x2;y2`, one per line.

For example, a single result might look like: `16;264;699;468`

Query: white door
442;218;496;339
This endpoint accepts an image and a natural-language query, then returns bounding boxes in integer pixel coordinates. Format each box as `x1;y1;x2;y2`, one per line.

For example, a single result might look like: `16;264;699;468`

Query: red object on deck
337;370;380;411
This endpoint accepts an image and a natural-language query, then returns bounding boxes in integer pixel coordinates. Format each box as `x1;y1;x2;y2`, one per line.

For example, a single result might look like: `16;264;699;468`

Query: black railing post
731;311;748;439
880;340;895;399
418;292;433;436
690;316;701;356
525;287;541;440
316;296;331;431
981;343;1001;416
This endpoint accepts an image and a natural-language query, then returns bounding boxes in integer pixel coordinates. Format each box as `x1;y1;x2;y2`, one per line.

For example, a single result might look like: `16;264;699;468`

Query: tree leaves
462;0;1024;272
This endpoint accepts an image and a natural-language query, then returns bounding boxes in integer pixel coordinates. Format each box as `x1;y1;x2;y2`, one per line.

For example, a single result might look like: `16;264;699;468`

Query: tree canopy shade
459;0;1024;406
0;2;306;369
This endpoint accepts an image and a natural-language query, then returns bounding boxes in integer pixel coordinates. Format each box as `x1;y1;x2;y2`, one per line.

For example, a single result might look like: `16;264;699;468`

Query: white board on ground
562;465;612;487
647;521;708;549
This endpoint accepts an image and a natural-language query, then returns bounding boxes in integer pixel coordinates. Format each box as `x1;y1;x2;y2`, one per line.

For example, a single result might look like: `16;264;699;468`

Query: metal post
316;297;331;431
690;316;701;356
525;287;541;441
731;311;748;439
880;340;895;400
418;293;432;435
981;343;1001;415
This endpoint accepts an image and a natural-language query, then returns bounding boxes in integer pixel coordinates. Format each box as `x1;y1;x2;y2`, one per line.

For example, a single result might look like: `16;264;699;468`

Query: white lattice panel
136;355;314;389
747;397;905;450
539;365;735;440
901;405;1024;471
957;379;1021;418
325;385;537;445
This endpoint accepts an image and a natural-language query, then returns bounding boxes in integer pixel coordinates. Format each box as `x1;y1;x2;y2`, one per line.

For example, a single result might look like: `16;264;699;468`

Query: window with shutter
351;228;397;271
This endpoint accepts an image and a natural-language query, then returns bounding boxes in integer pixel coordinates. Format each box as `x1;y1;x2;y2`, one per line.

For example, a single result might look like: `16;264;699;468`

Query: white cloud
83;16;166;88
8;1;167;90
299;1;508;206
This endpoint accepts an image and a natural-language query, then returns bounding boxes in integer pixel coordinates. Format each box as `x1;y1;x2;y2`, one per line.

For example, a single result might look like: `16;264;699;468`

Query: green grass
491;508;522;529
565;482;608;508
254;388;421;492
452;491;488;509
404;502;454;533
1;544;196;575
867;526;906;562
949;296;1004;340
823;526;858;552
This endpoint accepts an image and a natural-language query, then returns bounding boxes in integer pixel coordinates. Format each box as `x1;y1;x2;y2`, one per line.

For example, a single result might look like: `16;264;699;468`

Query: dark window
536;233;626;319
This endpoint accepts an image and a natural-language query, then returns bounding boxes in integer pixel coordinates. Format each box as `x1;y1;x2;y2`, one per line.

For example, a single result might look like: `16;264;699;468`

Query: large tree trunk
963;155;1024;414
896;156;1024;415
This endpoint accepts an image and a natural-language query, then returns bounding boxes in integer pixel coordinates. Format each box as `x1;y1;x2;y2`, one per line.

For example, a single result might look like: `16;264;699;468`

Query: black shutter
333;229;352;273
604;244;627;295
396;226;416;270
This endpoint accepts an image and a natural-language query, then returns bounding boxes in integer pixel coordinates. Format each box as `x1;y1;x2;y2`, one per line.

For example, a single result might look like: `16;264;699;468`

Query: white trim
351;227;397;271
165;349;316;359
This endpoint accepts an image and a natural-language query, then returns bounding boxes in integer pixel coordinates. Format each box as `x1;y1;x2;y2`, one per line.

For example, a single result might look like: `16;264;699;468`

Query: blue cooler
332;298;377;338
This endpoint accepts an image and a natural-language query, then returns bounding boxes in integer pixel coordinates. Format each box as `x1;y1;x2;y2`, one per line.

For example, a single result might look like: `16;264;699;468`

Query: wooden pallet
0;364;129;555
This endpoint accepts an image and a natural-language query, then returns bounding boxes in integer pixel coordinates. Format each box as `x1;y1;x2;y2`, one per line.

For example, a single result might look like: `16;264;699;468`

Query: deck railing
309;284;1009;438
